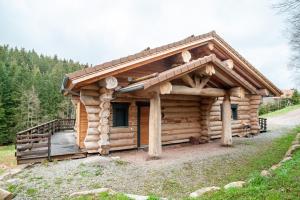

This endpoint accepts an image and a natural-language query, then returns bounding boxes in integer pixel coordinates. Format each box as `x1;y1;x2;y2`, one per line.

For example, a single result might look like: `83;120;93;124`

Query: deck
16;119;87;164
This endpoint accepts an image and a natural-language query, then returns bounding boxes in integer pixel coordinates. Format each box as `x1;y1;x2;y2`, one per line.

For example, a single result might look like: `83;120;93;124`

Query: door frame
137;101;150;147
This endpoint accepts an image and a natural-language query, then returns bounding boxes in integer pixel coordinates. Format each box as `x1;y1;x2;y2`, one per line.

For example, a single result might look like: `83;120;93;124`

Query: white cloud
0;0;294;89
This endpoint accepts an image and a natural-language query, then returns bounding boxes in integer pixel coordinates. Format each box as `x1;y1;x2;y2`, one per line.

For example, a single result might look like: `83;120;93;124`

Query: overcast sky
0;0;294;89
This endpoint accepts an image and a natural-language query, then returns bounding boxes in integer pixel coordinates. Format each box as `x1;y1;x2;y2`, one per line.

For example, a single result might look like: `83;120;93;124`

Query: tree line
0;45;84;145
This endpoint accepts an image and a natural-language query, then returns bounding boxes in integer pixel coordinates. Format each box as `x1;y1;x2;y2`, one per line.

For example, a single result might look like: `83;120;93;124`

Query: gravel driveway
2;108;300;199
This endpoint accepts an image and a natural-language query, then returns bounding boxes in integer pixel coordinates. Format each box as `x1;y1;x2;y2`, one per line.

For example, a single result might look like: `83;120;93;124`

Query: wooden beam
170;85;226;97
257;89;269;96
222;59;234;69
172;50;192;64
229;87;245;99
197;77;210;90
160;82;173;95
98;76;118;90
181;74;196;87
197;64;215;76
163;84;244;98
148;92;162;158
214;70;235;86
221;94;232;146
128;72;158;83
171;50;196;88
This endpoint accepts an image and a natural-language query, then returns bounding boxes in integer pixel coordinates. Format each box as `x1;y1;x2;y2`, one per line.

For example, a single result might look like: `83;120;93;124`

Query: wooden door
140;106;150;146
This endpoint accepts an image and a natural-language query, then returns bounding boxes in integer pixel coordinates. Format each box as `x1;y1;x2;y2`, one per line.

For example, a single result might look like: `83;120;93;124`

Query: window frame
112;102;130;127
220;103;239;121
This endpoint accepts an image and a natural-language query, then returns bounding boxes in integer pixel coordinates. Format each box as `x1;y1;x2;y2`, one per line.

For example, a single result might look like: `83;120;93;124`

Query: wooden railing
16;119;75;163
259;118;267;133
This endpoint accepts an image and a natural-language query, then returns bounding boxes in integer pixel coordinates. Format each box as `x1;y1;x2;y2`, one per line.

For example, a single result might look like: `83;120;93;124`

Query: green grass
194;149;300;200
68;192;133;200
260;104;300;118
68;192;161;200
0;144;16;174
201;127;299;186
26;188;38;197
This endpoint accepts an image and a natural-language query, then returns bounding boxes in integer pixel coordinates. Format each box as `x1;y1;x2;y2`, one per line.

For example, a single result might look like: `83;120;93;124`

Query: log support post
98;89;113;155
97;76;118;155
221;93;233;146
148;92;162;158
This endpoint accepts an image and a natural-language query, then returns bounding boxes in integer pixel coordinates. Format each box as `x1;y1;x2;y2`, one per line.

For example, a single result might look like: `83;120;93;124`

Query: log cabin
61;31;282;158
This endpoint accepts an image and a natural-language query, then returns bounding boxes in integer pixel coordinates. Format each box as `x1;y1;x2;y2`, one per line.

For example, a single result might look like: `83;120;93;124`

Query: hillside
0;45;84;144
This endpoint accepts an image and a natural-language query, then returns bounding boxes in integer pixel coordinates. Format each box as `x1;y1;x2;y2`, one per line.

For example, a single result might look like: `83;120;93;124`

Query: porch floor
51;130;86;156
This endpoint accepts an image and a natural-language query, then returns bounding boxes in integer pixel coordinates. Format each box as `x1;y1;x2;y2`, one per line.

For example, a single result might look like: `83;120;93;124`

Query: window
231;104;238;120
220;104;238;120
112;103;129;127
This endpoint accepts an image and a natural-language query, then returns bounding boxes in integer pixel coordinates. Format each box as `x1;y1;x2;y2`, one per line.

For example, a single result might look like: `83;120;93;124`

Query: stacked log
109;101;137;151
200;98;216;142
98;89;113;155
161;99;201;144
208;96;251;139
249;95;261;135
80;84;101;153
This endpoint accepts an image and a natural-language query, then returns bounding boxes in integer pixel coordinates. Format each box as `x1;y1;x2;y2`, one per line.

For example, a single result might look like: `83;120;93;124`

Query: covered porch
16;119;87;164
112;53;257;158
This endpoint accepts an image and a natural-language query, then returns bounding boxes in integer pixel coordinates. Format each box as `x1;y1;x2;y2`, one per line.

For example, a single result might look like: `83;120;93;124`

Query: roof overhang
63;31;282;97
117;54;258;95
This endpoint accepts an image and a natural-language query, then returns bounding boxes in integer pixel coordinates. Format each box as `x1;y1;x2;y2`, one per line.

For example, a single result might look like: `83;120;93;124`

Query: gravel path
1;109;300;199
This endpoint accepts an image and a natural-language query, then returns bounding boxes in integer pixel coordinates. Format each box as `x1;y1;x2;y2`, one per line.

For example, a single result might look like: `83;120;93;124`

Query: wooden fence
16;119;75;163
259;118;267;133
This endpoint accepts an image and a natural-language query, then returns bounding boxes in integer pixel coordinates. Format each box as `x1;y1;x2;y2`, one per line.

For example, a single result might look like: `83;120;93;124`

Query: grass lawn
66;126;300;200
194;149;300;200
0;144;17;174
260;104;300;118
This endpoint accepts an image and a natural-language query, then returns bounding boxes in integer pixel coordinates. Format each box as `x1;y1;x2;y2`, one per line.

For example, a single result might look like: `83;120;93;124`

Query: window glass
112;103;129;127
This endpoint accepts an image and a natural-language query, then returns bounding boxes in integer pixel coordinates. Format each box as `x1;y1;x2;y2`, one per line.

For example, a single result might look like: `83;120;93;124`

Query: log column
221;94;233;146
249;95;261;135
98;90;113;155
97;76;118;155
148;92;162;158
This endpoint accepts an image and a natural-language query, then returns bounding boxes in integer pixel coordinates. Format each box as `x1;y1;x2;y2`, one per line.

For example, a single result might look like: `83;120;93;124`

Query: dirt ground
1;108;300;200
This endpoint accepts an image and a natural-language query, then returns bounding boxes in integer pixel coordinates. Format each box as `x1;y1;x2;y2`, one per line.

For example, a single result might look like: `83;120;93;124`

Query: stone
280;156;292;163
0;188;13;200
82;156;111;164
0;164;29;181
260;170;270;177
291;144;300;152
189;186;220;197
111;156;121;160
285;149;292;157
224;181;245;189
292;140;299;145
6;178;21;185
125;194;167;200
69;188;115;197
270;164;281;171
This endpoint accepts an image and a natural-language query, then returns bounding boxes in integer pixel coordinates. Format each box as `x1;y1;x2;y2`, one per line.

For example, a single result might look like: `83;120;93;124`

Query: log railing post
48;132;51;161
221;94;232;146
148;92;162;158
